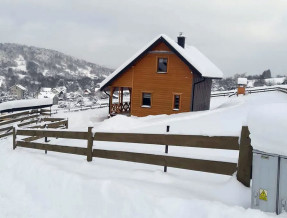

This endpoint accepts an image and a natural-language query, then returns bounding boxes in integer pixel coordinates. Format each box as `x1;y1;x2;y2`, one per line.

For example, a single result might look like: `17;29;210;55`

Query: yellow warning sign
259;189;268;201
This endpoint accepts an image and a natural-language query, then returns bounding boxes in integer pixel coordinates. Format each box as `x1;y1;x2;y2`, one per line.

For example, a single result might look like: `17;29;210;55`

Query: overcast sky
0;0;287;77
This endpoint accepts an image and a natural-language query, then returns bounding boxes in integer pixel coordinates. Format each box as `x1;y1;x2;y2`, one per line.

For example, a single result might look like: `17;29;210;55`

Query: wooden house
237;78;247;95
100;34;223;117
9;84;27;100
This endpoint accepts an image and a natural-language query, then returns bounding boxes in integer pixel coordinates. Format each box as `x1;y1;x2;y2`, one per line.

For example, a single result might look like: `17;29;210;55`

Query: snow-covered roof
41;87;52;92
10;84;27;91
0;98;53;112
237;78;248;85
100;34;223;90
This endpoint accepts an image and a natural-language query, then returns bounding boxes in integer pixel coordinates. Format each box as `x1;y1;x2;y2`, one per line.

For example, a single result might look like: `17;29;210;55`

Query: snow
100;34;223;90
37;92;55;99
1;92;287;217
94;92;287;137
0;98;53;112
15;84;26;91
0;138;271;218
163;34;223;78
265;77;286;85
41;87;52;92
11;55;27;71
37;87;56;99
248;103;287;156
238;78;248;85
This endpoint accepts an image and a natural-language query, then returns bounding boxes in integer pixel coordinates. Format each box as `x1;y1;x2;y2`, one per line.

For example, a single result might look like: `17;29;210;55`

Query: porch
109;87;132;116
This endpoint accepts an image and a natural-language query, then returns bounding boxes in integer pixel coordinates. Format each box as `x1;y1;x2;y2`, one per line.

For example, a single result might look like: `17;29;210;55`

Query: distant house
9;84;27;100
52;86;67;100
37;87;58;104
84;89;91;95
100;33;223;117
237;78;247;95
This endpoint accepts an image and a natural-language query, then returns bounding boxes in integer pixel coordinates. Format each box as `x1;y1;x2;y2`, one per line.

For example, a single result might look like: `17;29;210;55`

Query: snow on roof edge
100;34;223;90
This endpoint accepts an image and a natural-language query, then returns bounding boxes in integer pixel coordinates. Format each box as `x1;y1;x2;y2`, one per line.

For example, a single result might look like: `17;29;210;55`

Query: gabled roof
238;78;248;85
100;34;223;90
10;84;27;91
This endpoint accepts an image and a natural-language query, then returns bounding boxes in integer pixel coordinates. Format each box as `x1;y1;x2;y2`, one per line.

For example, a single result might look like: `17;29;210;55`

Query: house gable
105;39;196;90
100;36;209;91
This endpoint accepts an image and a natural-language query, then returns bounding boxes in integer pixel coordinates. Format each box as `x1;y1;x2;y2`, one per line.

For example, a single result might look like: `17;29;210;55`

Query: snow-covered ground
1;92;287;217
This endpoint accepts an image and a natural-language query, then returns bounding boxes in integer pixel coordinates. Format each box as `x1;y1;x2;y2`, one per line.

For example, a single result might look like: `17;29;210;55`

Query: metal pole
164;125;170;172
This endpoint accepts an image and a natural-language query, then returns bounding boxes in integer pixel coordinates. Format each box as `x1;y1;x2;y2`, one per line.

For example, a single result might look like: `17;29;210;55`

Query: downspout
191;77;205;111
104;90;110;114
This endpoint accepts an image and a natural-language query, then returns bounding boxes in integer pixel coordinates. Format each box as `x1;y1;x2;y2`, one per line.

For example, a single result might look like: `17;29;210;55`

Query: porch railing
111;102;131;114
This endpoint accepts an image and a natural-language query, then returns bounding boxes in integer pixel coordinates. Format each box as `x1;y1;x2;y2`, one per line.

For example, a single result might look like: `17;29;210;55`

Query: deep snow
1;92;287;217
248;103;287;156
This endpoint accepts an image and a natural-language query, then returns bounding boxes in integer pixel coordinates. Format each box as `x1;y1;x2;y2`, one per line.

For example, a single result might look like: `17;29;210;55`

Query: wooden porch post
120;87;123;103
109;87;114;114
128;88;132;114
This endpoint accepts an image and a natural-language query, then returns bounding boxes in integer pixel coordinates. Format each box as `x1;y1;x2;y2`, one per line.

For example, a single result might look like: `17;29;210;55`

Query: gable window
173;94;181;110
142;93;151;107
157;58;168;73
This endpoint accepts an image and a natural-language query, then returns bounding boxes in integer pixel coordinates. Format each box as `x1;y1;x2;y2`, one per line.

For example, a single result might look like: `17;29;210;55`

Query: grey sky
0;0;287;77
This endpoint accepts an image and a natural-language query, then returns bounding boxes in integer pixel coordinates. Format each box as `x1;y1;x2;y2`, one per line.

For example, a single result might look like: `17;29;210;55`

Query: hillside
0;43;113;92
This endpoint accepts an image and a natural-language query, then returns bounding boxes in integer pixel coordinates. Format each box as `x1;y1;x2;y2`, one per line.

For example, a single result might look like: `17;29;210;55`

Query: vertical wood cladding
237;86;246;95
109;41;193;117
192;75;212;111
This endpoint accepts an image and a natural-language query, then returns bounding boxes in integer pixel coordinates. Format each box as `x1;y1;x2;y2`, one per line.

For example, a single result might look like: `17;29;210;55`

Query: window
173;94;181;110
142;93;151;107
157;58;168;73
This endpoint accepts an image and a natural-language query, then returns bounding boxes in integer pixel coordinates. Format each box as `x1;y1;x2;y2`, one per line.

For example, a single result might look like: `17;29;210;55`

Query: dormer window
157;58;167;73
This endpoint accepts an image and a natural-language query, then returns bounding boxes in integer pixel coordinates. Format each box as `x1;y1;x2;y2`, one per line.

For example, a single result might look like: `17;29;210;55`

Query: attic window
157;58;168;73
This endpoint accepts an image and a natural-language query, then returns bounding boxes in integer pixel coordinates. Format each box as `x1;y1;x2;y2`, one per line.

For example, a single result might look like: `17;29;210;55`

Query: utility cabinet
251;150;287;214
278;157;287;213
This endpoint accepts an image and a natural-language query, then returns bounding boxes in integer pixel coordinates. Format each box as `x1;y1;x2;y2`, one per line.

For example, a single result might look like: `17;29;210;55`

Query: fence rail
211;86;287;97
94;132;239;150
92;149;237;175
13;126;252;187
0;108;66;139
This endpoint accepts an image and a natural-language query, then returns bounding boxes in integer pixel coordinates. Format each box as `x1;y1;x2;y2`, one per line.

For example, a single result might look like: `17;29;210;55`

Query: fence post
65;119;69;129
164;125;170;172
237;126;252;187
13;127;16;150
87;127;93;162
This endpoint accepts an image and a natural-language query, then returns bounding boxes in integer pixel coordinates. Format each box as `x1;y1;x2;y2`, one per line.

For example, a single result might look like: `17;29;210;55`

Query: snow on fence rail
211;86;287;97
52;103;109;114
0;109;66;139
0;98;53;113
13;126;252;187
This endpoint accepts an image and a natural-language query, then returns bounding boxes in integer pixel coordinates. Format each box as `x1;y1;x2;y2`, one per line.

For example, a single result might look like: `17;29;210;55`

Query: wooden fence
0;109;66;139
211;86;287;97
52;103;109;114
13;126;252;187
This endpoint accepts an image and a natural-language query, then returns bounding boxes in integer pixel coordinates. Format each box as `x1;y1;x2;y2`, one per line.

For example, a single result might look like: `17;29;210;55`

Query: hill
0;43;113;92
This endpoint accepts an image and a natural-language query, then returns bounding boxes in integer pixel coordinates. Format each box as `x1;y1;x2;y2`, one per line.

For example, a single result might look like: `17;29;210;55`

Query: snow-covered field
1;92;287;217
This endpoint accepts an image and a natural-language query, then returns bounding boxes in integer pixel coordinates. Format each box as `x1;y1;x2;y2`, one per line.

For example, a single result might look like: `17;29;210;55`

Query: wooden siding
107;41;202;117
151;42;171;51
110;67;133;88
192;75;212;111
132;42;193;116
238;86;246;95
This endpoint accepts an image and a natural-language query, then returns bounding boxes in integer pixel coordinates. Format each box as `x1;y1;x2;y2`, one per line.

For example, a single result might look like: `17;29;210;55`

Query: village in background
2;67;287;111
